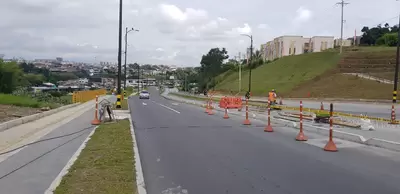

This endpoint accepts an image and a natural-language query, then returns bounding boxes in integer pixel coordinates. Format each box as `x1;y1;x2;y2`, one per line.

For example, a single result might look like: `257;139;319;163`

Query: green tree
360;23;398;45
376;33;398;46
0;60;24;93
199;48;229;90
23;73;45;86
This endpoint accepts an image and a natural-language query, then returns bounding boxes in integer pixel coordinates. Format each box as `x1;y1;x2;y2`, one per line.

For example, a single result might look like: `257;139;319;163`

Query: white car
139;91;150;99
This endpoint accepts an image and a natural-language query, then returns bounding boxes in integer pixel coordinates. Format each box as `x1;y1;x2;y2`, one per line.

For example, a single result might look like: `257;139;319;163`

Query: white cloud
257;24;268;29
294;6;312;23
0;0;399;66
159;4;208;22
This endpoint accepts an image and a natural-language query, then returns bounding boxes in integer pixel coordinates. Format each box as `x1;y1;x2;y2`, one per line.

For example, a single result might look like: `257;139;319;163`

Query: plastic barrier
219;96;242;109
72;89;107;103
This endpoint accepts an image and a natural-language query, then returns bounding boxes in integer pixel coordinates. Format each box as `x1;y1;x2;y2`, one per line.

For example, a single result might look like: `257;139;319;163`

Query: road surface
130;87;400;194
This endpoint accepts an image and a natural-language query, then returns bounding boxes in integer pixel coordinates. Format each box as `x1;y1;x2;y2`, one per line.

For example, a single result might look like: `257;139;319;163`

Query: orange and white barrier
295;101;307;141
91;95;101;125
324;103;338;152
243;99;251;125
264;100;273;132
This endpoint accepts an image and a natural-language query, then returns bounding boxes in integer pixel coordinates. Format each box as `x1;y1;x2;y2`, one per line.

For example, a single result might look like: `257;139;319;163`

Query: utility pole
238;52;242;93
116;0;123;109
241;34;253;95
393;1;400;103
337;0;349;54
137;65;140;93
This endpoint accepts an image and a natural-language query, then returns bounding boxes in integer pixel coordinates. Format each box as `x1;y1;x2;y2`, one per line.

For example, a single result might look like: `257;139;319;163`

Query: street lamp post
137;65;140;93
124;27;139;89
241;34;253;95
116;0;123;109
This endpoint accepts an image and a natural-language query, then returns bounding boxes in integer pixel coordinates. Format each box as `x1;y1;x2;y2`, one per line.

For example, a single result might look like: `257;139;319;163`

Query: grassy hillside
214;46;398;99
286;73;394;99
215;52;341;96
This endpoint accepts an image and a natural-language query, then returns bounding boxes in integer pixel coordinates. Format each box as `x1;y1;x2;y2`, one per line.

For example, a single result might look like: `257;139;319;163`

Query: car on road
139;90;150;99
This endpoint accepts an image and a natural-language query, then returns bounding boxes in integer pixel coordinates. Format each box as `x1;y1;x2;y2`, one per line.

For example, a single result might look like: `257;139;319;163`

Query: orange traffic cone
264;101;273;132
324;103;338;152
223;107;229;119
205;100;209;113
243;99;251;125
91;95;101;125
295;101;307;141
208;99;214;115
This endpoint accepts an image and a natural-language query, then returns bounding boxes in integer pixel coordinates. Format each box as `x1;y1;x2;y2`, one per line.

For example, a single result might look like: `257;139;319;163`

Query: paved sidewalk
0;95;112;194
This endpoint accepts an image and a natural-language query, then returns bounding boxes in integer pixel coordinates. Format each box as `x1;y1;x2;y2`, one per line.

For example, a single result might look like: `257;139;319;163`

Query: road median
53;119;136;194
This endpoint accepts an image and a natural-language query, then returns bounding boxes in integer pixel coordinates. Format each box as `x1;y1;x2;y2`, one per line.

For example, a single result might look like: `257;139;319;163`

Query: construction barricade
72;89;107;103
219;96;242;109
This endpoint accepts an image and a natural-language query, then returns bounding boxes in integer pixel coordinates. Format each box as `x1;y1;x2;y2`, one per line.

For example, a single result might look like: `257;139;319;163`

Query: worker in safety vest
268;89;277;104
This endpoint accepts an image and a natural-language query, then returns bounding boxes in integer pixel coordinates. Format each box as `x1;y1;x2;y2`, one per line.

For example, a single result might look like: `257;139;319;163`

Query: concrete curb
0;103;81;132
128;99;147;194
164;93;400;152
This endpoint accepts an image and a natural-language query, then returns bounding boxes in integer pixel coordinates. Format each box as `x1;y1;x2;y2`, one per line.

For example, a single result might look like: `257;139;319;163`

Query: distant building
260;35;335;61
334;39;352;47
56;57;63;62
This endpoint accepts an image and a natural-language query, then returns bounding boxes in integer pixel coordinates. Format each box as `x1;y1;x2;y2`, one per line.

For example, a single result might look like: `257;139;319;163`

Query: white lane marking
45;126;98;194
129;117;147;194
171;102;179;106
142;102;147;106
151;100;181;114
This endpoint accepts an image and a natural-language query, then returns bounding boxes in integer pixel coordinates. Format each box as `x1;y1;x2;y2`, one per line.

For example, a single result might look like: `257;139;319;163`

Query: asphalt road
0;108;96;194
131;87;400;194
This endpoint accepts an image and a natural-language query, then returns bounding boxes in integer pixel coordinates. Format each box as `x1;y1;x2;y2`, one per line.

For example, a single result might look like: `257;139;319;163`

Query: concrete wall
311;36;334;52
334;39;352;47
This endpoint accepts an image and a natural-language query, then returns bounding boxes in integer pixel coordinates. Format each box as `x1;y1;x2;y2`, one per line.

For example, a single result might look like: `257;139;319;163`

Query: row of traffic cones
204;98;338;152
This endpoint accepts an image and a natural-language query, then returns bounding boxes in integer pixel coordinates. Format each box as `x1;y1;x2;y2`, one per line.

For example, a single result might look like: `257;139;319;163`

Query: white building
261;35;335;61
334;39;352;47
78;78;89;84
126;78;157;87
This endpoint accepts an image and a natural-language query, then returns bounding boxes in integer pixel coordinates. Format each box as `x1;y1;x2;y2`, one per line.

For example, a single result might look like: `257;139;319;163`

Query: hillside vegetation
215;51;341;96
214;47;398;99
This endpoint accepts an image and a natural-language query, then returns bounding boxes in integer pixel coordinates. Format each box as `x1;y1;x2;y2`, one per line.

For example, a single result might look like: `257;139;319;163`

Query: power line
336;0;349;54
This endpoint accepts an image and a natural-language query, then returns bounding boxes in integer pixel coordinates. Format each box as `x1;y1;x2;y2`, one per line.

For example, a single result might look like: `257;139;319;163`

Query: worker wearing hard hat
268;89;277;104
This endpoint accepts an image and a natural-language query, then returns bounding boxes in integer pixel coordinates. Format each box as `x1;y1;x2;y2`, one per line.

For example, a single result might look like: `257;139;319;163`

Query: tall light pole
336;0;349;54
124;27;139;89
393;0;400;103
137;65;140;93
116;0;123;109
241;34;253;95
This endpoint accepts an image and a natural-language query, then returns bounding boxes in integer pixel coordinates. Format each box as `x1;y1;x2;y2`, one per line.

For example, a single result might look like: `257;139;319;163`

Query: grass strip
0;93;42;108
54;119;136;194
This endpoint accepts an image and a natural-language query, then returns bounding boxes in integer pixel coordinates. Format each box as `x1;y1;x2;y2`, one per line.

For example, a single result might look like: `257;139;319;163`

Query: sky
0;0;399;66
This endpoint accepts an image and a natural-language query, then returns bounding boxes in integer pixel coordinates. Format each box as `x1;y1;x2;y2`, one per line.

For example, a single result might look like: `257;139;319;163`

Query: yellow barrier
72;89;107;103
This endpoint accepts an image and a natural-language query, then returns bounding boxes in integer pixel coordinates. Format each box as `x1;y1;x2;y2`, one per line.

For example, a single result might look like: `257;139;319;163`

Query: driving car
139;90;150;99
